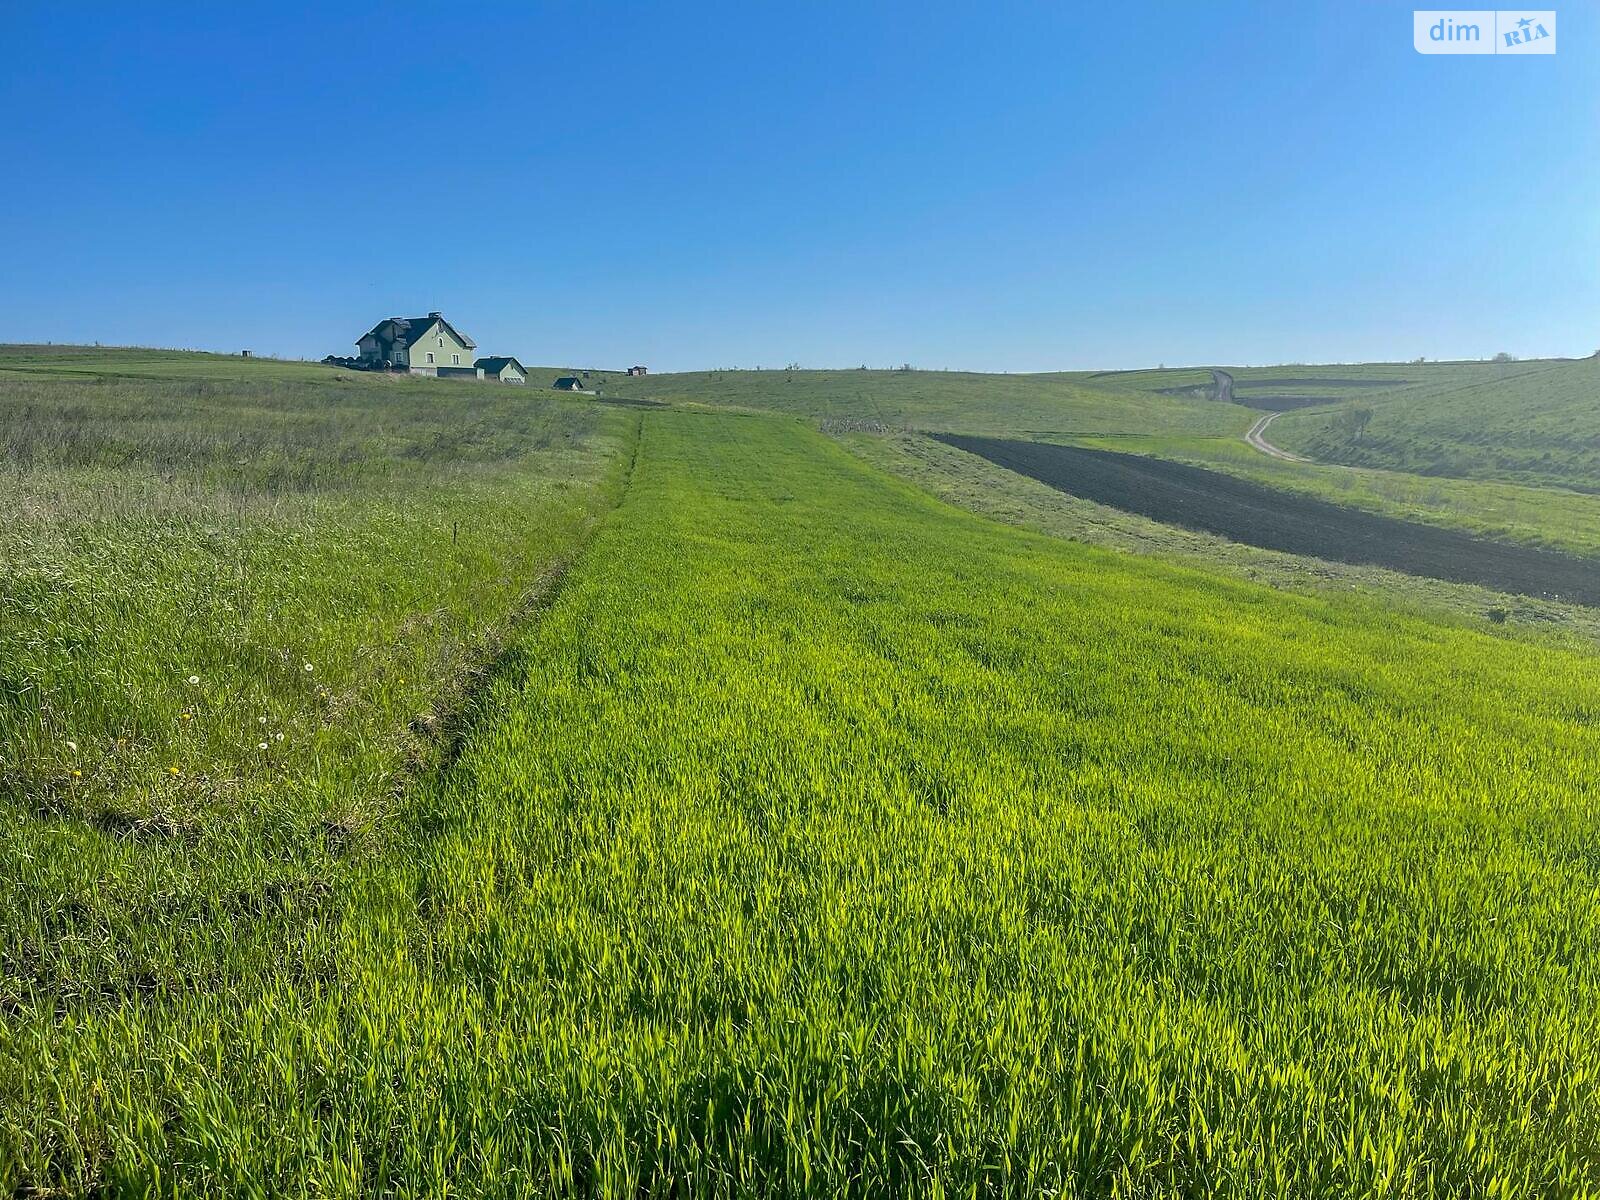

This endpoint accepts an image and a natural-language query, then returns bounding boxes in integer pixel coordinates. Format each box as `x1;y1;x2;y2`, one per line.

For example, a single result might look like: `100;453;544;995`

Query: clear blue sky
4;2;1595;370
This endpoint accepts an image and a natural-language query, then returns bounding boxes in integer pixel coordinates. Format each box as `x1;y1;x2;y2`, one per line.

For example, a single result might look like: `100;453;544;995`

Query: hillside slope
1266;358;1600;490
10;409;1600;1195
604;366;1255;437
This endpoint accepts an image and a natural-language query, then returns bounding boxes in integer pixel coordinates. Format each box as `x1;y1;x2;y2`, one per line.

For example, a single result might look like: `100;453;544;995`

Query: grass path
9;409;1600;1195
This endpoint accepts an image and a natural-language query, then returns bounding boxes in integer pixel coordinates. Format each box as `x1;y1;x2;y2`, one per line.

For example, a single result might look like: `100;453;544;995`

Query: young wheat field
4;353;1600;1196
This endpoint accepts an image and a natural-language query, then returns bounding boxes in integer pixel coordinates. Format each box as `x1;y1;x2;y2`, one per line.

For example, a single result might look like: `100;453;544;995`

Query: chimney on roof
428;311;441;318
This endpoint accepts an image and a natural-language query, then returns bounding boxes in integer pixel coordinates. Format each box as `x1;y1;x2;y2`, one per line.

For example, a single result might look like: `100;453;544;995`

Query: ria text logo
1414;10;1555;53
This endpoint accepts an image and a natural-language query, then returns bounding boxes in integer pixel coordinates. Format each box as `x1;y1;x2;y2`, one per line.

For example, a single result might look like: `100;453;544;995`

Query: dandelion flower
187;675;200;685
180;712;193;721
71;769;82;778
168;766;181;776
274;732;284;742
303;662;314;673
259;715;269;725
258;742;268;750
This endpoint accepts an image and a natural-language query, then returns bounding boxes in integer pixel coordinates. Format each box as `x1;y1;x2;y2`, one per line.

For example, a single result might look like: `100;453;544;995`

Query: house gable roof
474;356;525;374
552;376;584;389
358;315;477;351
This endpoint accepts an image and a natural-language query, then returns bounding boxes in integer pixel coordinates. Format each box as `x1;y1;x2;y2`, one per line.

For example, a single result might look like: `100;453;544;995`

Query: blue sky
4;2;1595;370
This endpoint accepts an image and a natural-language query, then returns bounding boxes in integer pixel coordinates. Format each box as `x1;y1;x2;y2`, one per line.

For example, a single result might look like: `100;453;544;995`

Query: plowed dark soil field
1231;394;1337;411
935;433;1600;606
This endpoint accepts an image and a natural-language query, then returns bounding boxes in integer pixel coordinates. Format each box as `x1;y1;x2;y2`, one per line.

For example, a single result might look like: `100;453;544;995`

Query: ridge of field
1092;360;1525;402
1096;358;1600;494
602;357;1600;559
602;366;1255;437
0;344;357;384
1263;358;1600;491
22;348;1597;558
836;427;1600;643
10;408;1600;1196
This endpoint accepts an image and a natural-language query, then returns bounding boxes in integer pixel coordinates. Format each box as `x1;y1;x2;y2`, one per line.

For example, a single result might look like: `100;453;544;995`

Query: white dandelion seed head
259;716;269;725
66;740;78;752
187;675;200;685
303;662;314;673
258;742;268;750
274;732;284;742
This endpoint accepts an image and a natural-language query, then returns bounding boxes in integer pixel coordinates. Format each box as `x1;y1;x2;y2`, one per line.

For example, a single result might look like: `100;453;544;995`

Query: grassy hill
7;347;1600;1194
603;366;1254;437
0;345;630;883
8;402;1600;1193
596;357;1600;558
1266;357;1600;491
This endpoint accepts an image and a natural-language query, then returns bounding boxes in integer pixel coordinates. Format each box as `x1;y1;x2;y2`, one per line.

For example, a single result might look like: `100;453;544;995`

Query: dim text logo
1414;10;1556;53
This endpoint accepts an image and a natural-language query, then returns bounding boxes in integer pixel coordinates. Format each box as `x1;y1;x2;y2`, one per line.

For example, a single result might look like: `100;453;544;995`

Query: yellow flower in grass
180;712;193;721
71;769;82;778
168;766;181;777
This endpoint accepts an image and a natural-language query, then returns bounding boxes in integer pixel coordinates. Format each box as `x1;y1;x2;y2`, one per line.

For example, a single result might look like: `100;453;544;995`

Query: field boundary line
387;411;648;801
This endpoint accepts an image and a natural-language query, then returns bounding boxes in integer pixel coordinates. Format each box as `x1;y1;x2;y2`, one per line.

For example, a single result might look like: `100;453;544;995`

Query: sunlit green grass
1266;358;1600;490
9;406;1599;1195
607;358;1600;557
0;351;632;1172
604;366;1252;437
837;426;1600;641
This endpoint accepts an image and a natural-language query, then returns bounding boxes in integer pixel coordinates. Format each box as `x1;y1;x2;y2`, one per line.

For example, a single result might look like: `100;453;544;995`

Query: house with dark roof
552;376;586;391
356;312;476;375
474;356;527;385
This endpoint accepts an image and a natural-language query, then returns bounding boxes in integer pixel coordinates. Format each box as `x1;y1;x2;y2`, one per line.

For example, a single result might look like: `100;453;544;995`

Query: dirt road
1245;411;1312;463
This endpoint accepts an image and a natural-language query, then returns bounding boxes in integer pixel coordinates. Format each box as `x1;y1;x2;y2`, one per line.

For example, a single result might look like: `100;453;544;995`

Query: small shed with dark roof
552;376;586;391
474;356;527;384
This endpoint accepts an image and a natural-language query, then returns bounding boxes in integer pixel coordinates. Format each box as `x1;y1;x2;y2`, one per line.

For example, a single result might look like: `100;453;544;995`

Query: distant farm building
475;356;527;385
626;365;648;376
356;313;476;376
552;376;585;391
334;313;526;383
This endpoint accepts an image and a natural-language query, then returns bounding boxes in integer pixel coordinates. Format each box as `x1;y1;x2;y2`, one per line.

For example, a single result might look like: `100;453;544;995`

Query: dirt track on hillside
1245;412;1313;462
935;434;1600;606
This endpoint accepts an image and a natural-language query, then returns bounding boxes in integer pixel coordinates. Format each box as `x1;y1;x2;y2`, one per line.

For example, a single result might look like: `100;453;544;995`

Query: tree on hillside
1334;404;1374;444
1493;351;1517;362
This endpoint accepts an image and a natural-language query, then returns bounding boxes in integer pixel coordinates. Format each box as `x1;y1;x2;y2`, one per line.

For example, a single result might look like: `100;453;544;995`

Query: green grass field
603;366;1252;438
601;359;1600;558
0;349;633;1165
837;427;1600;642
1258;358;1600;491
6;348;1600;1195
